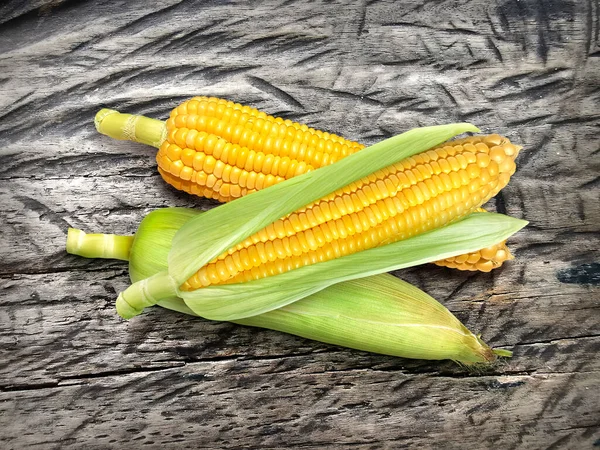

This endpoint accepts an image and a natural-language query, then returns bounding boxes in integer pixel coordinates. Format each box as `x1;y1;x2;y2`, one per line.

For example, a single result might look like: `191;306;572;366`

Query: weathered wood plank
1;365;598;449
1;268;598;390
0;0;598;448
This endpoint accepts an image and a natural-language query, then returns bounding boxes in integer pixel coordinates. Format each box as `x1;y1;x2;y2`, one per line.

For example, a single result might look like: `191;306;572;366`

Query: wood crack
512;333;600;347
4;360;596;395
0;265;128;277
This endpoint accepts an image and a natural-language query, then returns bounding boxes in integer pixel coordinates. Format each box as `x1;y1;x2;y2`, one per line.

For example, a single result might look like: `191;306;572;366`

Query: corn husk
179;212;525;320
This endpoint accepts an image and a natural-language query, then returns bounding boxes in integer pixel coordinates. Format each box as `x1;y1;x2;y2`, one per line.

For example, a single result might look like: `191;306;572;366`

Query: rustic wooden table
1;1;598;448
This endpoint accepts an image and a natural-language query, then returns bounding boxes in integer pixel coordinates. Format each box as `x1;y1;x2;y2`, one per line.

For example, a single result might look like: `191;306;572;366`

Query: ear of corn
168;123;482;284
158;96;365;202
66;208;511;364
112;123;503;319
179;134;519;291
95;97;519;274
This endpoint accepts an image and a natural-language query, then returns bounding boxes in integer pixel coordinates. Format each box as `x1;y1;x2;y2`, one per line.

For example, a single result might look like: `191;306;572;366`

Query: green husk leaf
180;212;527;320
129;207;198;283
167;123;479;285
159;275;497;364
234;274;497;363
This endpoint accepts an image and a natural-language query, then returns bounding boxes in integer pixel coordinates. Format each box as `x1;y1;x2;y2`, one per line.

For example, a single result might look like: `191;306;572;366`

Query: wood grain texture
0;0;598;448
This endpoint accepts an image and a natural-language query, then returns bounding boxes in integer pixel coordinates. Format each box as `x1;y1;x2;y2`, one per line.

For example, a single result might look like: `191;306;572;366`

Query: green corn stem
116;271;179;319
66;228;133;261
95;109;167;148
66;227;177;319
116;123;480;319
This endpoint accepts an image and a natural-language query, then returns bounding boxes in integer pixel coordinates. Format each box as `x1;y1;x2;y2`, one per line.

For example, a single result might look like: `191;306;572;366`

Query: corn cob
175;136;518;290
157;97;364;202
95;97;519;273
66;208;512;364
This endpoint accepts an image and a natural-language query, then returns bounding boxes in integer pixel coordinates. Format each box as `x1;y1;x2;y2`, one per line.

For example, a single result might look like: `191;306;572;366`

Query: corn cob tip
433;239;515;272
462;338;512;365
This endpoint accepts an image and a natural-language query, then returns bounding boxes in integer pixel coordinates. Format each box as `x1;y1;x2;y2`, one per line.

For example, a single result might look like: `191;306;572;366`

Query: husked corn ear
157;96;364;202
180;136;520;290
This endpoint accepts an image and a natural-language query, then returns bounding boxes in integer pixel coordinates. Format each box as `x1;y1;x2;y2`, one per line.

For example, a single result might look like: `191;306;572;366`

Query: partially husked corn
180;135;520;290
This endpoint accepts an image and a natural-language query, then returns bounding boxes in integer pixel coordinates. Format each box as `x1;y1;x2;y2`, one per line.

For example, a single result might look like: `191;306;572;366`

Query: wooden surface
0;0;599;448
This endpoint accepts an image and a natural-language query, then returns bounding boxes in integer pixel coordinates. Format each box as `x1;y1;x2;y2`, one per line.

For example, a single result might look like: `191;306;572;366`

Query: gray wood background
0;0;598;448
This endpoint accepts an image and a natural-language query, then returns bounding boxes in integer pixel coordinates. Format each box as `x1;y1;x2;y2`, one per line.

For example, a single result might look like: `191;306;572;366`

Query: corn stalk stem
66;228;133;261
95;109;166;148
116;270;178;319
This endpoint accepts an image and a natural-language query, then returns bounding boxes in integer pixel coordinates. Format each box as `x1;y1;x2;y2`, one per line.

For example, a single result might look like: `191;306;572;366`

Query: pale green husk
163;276;497;364
117;123;479;318
179;212;526;320
233;275;494;363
